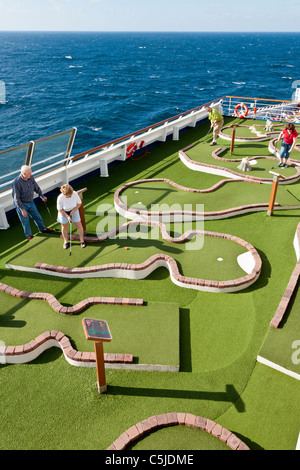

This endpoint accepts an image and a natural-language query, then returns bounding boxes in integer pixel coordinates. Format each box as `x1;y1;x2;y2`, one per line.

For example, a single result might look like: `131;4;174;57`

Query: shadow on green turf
108;383;245;413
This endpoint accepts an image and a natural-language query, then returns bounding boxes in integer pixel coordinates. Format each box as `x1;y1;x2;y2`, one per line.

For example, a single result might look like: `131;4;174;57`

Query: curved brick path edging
270;223;300;328
0;281;143;315
219;124;279;142
269;138;300;163
9;221;263;294
114;179;290;222
107;413;250;450
1;329;133;367
179;146;300;186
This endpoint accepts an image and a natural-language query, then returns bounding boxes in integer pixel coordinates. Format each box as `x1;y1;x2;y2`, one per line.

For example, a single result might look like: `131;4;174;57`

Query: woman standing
57;184;86;249
275;123;298;168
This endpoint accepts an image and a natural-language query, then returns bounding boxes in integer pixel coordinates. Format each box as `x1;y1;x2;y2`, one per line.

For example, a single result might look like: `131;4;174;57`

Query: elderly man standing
12;165;52;241
205;106;224;146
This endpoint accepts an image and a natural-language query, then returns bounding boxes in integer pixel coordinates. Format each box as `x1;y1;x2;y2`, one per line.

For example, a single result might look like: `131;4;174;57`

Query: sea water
0;31;300;175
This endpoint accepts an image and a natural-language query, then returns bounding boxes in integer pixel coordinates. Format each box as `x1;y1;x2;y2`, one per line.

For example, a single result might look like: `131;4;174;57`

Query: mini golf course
0;117;300;450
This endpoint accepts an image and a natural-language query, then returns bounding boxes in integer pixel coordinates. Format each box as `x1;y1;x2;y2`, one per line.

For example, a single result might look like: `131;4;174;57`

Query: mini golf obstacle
6;221;262;294
108;413;250;451
178;145;300;185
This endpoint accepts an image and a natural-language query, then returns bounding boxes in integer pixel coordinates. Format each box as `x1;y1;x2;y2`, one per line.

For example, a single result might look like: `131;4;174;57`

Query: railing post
64;127;77;165
25;141;35;167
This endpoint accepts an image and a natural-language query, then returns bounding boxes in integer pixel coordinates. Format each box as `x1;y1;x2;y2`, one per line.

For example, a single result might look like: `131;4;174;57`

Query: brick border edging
114;178;300;224
21;221;263;294
179;146;300;185
269;138;300;164
219;124;279;143
2;329;133;366
115;177;271;220
107;413;250;450
270;223;300;328
0;281;143;315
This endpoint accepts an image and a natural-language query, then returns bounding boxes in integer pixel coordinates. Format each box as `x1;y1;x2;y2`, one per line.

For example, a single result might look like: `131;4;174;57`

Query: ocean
0;31;300;176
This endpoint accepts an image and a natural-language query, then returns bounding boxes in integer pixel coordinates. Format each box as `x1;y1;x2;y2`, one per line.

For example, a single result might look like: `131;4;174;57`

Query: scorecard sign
82;318;112;394
82;318;112;342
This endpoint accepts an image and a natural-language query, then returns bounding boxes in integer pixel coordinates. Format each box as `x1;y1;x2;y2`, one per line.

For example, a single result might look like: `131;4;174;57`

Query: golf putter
40;196;60;232
202;127;212;144
69;221;72;256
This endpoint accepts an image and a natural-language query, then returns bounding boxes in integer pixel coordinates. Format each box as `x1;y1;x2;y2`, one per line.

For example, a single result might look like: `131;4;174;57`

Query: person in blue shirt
12;165;52;240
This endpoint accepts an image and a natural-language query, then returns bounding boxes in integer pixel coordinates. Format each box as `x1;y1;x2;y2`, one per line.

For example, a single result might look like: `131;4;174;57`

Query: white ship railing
0;97;222;229
0;94;298;229
222;96;300;123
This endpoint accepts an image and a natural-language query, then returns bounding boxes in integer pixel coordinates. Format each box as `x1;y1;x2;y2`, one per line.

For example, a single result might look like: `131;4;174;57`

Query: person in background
12;165;52;241
275;123;298;167
57;184;85;249
205;106;224;146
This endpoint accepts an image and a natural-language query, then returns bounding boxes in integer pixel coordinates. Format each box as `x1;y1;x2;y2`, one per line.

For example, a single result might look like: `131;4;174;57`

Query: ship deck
1;116;300;450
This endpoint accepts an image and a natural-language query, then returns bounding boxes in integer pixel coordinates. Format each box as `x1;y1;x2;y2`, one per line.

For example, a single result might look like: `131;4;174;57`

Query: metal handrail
70;97;225;162
1;95;299;194
222;95;300;123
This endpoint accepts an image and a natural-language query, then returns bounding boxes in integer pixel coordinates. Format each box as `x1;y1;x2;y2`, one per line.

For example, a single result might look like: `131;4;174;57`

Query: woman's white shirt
57;191;81;212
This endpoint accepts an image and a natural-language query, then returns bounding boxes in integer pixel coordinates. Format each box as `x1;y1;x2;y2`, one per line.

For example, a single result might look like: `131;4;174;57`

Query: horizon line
0;30;299;33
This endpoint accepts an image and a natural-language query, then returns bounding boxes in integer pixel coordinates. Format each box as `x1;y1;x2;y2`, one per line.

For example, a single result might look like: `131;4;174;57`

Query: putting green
130;425;230;450
220;123;278;139
121;179;299;213
186;143;299;180
6;231;250;283
0;290;180;367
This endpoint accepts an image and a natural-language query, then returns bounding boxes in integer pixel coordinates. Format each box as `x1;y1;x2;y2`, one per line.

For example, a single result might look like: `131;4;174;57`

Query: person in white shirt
57;184;85;249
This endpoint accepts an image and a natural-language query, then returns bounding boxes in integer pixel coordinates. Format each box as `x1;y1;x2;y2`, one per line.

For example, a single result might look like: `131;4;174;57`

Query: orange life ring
126;142;137;158
139;140;145;149
235;103;249;118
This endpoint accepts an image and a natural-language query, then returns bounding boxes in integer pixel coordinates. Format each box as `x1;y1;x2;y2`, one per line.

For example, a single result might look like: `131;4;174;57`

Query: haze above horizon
0;0;299;32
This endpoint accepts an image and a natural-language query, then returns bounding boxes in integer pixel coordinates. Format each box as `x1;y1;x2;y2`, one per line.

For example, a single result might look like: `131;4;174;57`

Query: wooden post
78;188;87;233
94;341;107;394
267;171;287;216
82;318;112;395
267;176;280;216
230;124;239;155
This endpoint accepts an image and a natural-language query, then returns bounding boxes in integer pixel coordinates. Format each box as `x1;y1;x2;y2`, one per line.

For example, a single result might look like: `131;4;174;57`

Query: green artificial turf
130;425;230;450
1;118;300;450
0;294;180;366
6;229;248;282
258;282;300;376
187;141;299;179
219;363;300;450
122;179;299;212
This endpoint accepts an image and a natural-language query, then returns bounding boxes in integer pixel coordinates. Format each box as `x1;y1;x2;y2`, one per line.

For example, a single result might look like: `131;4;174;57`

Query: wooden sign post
267;171;287;216
82;318;112;394
77;188;87;234
230;123;240;155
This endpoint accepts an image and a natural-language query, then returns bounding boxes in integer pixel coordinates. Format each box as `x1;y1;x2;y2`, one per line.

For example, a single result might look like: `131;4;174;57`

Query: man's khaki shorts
213;119;224;134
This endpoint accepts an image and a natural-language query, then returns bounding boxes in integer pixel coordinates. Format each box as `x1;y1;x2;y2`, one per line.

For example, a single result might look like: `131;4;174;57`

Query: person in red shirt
275;123;298;167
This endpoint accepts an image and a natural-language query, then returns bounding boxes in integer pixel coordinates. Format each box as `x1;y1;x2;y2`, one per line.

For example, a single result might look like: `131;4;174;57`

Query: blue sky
0;0;299;32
